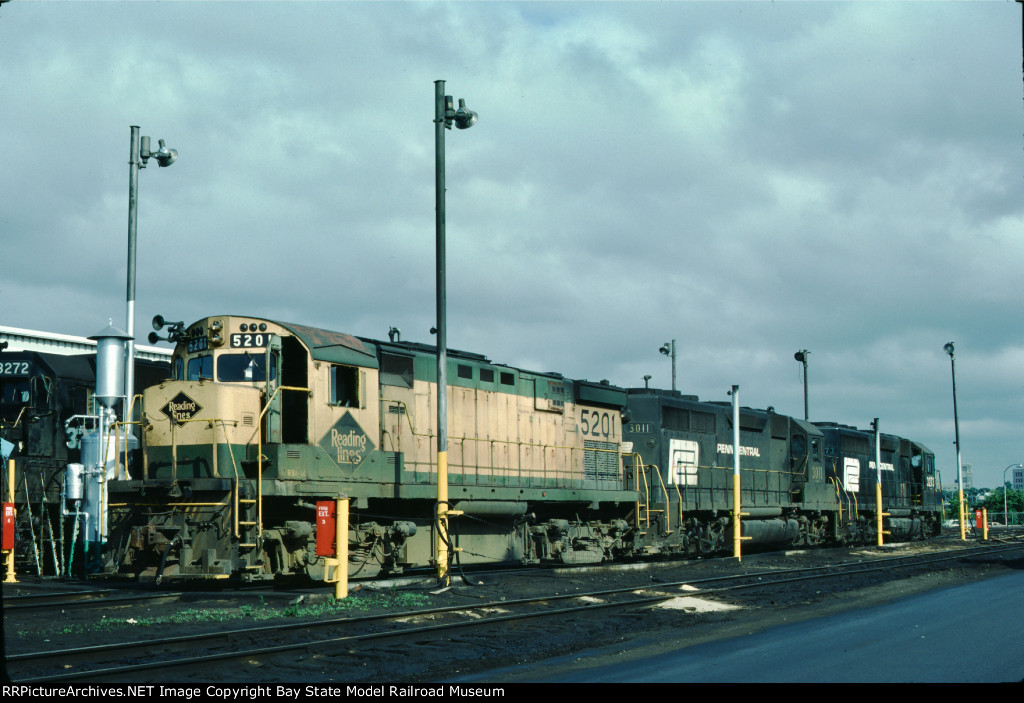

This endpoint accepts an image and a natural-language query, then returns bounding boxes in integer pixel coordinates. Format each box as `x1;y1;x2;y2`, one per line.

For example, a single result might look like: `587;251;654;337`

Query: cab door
264;335;282;444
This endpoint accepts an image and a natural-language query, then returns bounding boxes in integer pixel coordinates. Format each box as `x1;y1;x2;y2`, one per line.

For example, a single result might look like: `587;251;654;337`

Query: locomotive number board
230;333;271;348
0;361;32;376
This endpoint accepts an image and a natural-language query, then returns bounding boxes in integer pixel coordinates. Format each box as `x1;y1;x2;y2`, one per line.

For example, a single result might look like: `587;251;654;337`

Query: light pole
944;342;965;540
729;385;743;561
872;418;883;546
126;126;177;429
659;340;676;391
434;80;477;585
1004;463;1023;526
794;349;809;421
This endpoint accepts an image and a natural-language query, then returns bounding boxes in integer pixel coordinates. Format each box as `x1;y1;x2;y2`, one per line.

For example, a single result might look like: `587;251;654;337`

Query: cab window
187;355;213;380
791;434;806;458
330;365;359;407
217;353;277;382
0;379;30;405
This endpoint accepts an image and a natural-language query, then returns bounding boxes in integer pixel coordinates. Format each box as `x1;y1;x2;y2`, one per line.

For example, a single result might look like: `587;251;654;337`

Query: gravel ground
4;535;1021;683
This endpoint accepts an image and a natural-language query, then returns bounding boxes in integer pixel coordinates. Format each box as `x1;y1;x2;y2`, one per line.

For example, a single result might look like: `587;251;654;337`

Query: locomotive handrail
647;459;672;534
0;405;28;430
144;412;243;539
253;385;310;548
379;398;426;444
153;414;240;479
626;457;685;534
828;477;841;522
827;476;856;526
636;457;651;528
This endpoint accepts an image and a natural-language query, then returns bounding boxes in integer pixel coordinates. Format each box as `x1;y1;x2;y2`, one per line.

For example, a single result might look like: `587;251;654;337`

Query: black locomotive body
621;388;837;554
816;422;942;542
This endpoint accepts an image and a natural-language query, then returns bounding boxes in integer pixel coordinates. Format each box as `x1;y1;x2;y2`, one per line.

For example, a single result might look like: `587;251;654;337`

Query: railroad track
8;538;1022;683
4;589;185;612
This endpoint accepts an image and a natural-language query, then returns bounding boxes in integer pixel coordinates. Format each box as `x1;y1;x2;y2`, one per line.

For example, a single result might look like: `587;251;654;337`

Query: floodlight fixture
794;349;809;420
658;340;676;391
140;136;178;168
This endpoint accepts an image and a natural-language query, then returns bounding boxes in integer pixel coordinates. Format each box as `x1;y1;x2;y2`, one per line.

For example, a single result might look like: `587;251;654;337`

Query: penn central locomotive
105;315;941;581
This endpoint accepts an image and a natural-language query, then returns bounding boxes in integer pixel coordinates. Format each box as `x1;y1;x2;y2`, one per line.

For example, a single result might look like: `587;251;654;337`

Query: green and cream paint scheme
107;316;636;580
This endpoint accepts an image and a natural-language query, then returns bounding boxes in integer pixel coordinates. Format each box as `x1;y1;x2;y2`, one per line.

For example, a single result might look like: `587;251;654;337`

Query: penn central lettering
716;443;761;457
331;428;367;464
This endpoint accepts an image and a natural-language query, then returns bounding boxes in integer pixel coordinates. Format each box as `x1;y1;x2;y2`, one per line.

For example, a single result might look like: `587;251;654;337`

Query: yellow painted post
733;472;742;562
959;489;966;541
730;385;749;561
437;450;449;585
336;497;348;599
876;483;884;547
982;507;988;541
5;459;15;583
873;419;884;547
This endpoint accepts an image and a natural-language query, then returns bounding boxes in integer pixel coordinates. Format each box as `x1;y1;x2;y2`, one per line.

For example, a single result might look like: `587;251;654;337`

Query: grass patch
16;589;432;640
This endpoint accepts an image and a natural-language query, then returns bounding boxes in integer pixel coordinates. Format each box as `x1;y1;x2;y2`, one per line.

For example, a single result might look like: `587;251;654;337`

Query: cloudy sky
1;1;1021;489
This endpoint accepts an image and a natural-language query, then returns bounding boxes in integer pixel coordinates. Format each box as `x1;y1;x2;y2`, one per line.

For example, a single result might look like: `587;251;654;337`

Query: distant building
0;325;169;362
961;464;973;490
1014;466;1024;492
954;465;974;490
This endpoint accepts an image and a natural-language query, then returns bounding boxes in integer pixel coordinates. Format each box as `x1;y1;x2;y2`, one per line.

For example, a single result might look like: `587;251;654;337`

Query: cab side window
330;365;359;407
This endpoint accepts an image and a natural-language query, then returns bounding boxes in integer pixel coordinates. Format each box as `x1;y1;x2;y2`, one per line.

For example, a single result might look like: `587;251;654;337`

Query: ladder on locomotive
632;455;678;536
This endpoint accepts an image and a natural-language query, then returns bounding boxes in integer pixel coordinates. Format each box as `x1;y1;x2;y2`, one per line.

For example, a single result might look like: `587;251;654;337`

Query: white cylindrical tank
65;463;85;501
89;323;132;409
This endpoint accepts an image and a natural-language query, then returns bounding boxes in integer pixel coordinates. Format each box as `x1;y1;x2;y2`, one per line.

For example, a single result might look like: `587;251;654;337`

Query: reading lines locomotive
104;315;941;581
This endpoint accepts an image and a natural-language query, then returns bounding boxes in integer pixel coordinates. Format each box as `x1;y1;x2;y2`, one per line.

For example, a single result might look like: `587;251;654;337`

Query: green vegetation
977;485;1024;524
942;485;1024;525
15;589;431;640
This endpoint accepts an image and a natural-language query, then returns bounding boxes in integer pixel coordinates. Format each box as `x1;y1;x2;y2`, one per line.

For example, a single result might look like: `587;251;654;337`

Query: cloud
1;1;1020;487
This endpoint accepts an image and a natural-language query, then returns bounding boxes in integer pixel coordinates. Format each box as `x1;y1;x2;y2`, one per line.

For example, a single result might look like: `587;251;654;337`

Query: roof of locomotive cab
267;320;379;368
790;416;825;438
912;441;934;454
187;316;372;366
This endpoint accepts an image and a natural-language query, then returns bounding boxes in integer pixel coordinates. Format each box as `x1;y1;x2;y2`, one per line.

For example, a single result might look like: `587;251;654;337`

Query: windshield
1;379;30;406
217;353;277;382
187;355;213;381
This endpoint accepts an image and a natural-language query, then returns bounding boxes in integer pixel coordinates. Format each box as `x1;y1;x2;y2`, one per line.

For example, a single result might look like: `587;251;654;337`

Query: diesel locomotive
106;315;637;581
103;314;942;582
815;422;941;541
